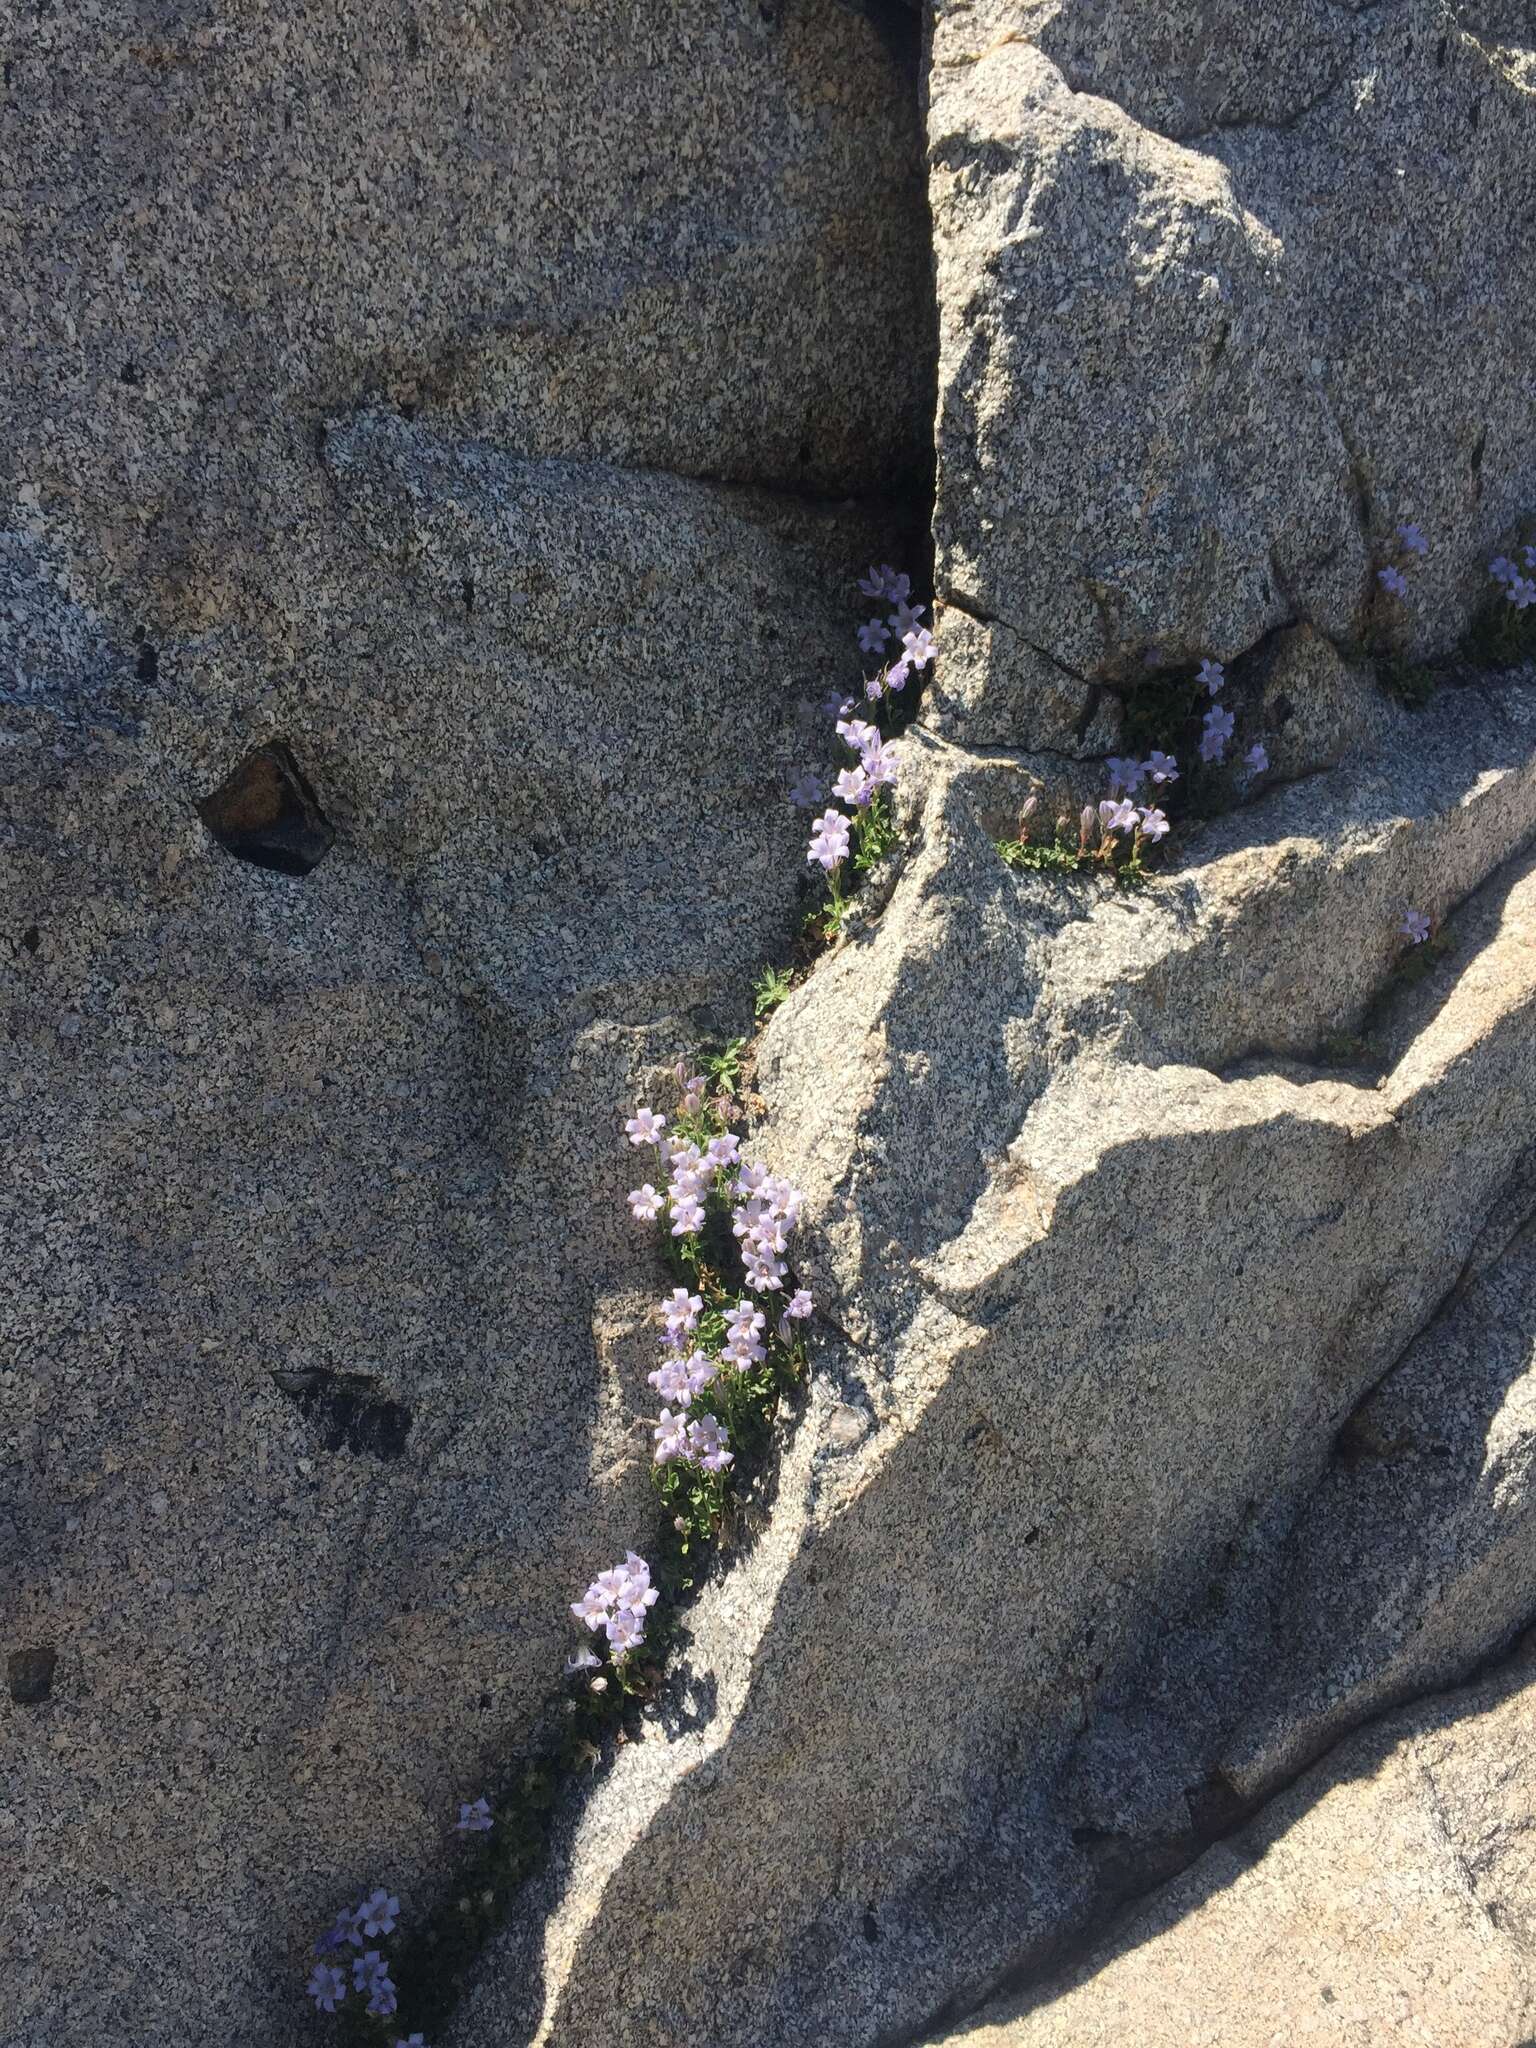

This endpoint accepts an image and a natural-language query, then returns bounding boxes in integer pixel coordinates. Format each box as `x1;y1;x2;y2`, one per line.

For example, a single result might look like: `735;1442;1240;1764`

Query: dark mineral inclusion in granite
271;1368;412;1460
8;1646;57;1705
197;740;335;875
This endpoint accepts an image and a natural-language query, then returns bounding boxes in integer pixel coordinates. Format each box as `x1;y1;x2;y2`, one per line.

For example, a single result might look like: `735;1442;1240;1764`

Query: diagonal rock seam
444;620;1536;2048
9;2;1536;2043
897;1621;1536;2048
890;1140;1536;2040
869;819;1536;2038
242;22;948;2044
874;1294;1536;2047
467;8;1536;2044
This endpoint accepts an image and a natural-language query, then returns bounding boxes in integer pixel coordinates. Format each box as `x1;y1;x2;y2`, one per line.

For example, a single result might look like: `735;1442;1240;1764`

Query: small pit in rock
197;740;336;876
271;1367;412;1459
8;1645;58;1705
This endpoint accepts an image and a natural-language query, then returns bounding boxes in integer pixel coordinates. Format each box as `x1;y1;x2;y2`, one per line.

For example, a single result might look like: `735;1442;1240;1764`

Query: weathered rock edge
920;1633;1536;2048
450;668;1536;2048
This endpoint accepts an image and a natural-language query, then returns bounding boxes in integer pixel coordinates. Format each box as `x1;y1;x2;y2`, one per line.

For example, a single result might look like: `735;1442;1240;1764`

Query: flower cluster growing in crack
1490;545;1536;613
562;1064;813;1688
307;1890;403;2021
1126;655;1277;794
298;597;854;2034
1364;520;1452;706
789;564;925;940
1359;513;1536;695
996;647;1281;880
996;791;1151;885
304;1802;499;2034
1186;656;1268;772
304;1887;432;2042
996;751;1169;884
1378;520;1430;601
571;1551;659;1659
855;562;934;694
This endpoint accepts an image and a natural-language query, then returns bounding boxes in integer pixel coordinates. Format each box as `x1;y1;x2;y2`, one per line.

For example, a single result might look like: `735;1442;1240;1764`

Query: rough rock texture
926;1645;1536;2048
1050;1163;1536;1898
1218;1216;1536;1803
453;665;1536;2048
2;0;928;582
0;6;927;2038
926;0;1536;746
0;421;893;2047
11;2;1536;2046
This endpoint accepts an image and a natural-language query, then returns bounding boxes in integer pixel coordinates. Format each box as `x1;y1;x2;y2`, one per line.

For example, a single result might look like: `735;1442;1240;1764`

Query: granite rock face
9;2;1536;2047
453;666;1536;2048
0;422;892;2047
0;6;926;2037
1;0;929;592
926;1646;1536;2048
1216;1215;1536;1806
926;0;1536;748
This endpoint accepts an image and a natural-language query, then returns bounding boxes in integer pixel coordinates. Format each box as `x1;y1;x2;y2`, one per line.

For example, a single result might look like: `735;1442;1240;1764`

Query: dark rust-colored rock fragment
197;740;335;876
8;1645;57;1705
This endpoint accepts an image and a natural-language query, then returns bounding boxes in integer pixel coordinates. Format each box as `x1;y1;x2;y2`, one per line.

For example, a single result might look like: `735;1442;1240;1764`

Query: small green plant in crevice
850;784;900;873
699;1035;747;1096
752;963;797;1020
1375;652;1437;709
311;1653;658;2046
999;648;1285;882
995;788;1158;888
332;1773;561;2048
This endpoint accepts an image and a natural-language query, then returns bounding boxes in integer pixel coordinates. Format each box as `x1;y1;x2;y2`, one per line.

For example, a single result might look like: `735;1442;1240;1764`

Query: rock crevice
9;4;1536;2047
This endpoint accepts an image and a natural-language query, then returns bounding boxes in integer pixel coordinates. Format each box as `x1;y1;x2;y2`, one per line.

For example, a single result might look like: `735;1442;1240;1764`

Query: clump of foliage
1463;528;1536;669
996;786;1159;888
700;1035;747;1096
993;722;1214;886
1376;653;1437;709
753;963;797;1020
791;562;929;942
